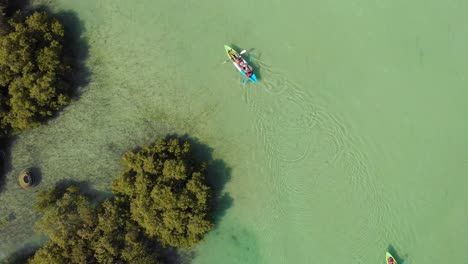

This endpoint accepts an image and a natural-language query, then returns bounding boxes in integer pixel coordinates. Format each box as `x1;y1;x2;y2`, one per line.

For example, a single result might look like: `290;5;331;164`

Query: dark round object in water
18;170;35;189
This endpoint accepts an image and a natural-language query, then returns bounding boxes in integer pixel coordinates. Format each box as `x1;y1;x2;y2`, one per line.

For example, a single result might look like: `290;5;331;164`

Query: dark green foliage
0;5;82;191
113;138;213;248
0;11;70;134
29;186;161;264
30;185;97;264
92;198;160;264
29;137;214;262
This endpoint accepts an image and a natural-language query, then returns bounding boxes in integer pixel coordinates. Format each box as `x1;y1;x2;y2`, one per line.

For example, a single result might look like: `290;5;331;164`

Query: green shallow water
1;0;468;262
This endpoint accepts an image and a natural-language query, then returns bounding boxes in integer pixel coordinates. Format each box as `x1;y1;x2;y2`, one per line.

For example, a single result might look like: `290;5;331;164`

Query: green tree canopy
30;185;97;264
113;138;214;248
0;11;70;134
29;137;215;263
92;198;160;264
30;185;161;264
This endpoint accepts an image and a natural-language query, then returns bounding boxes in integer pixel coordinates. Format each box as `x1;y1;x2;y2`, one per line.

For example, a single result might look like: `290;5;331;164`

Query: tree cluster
29;186;160;264
29;138;214;263
0;10;70;135
113;138;213;248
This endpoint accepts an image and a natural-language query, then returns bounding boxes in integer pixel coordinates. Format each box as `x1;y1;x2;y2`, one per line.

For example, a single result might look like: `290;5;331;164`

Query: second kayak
386;252;398;264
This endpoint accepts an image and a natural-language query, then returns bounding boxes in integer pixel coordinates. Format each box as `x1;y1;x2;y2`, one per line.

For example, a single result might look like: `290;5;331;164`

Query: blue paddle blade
242;77;247;84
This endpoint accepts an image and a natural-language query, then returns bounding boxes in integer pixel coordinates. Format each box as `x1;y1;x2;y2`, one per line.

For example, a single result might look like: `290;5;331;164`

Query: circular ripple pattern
239;62;399;262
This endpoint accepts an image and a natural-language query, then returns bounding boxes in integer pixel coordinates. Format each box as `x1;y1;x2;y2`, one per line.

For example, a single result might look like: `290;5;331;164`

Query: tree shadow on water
160;246;197;264
206;161;233;224
2;0;31;16
57;10;91;99
0;242;41;264
0;136;17;193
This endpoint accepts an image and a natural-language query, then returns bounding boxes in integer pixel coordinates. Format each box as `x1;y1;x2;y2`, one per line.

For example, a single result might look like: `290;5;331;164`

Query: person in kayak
235;56;253;78
237;58;248;71
245;67;253;78
388;257;395;264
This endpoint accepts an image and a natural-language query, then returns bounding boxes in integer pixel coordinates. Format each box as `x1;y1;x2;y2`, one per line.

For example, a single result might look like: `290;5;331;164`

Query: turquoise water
1;0;468;262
